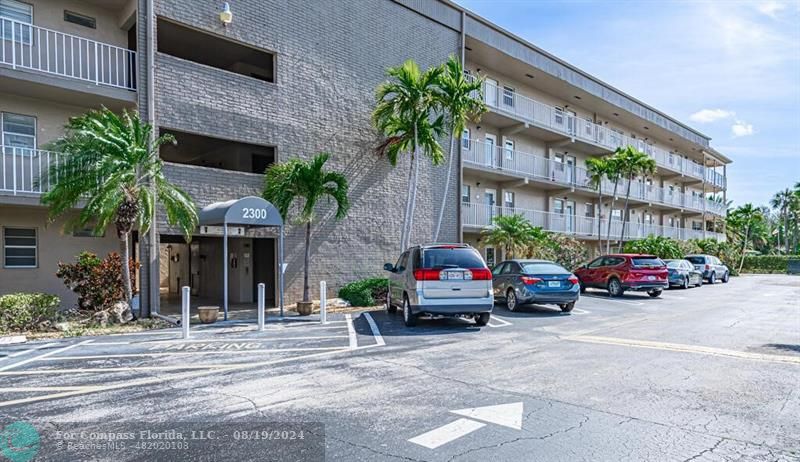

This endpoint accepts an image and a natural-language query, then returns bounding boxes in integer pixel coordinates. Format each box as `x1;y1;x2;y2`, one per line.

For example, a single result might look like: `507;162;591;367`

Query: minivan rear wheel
475;312;490;326
402;295;416;327
386;291;397;314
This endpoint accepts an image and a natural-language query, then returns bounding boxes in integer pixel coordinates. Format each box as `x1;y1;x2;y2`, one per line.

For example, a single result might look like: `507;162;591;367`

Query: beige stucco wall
25;0;130;48
0;92;91;146
0;205;119;308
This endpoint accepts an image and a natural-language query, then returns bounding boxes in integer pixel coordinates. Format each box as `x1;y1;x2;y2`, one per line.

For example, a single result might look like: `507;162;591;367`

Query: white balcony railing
1;146;60;195
0;16;136;90
468;76;725;186
463;139;726;216
462;202;726;242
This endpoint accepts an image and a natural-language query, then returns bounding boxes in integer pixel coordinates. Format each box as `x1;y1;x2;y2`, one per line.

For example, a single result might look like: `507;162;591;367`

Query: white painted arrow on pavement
408;402;523;449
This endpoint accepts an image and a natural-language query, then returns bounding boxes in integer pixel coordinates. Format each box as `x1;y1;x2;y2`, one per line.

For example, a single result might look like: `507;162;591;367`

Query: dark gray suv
684;254;730;284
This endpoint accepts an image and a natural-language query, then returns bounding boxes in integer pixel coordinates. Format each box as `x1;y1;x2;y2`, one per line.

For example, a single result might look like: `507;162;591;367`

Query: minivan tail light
470;268;492;280
413;269;441;281
521;276;542;285
705;264;710;270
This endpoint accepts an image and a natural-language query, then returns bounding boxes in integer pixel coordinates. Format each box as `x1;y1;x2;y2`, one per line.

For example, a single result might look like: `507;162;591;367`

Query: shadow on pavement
492;303;571;318
354;309;485;337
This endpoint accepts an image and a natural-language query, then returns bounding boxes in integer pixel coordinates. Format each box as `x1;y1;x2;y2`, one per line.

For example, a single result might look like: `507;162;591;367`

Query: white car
384;244;494;327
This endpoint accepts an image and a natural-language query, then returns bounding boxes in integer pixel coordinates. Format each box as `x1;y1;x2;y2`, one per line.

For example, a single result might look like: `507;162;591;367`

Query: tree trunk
596;187;603;255
738;225;749;273
617;176;633;252
119;231;133;308
433;131;456;242
303;221;311;302
400;145;415;252
784;210;789;254
405;122;421;250
605;179;619;254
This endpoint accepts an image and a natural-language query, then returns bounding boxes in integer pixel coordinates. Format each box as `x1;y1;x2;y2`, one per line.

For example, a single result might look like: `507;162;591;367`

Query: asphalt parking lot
0;274;798;461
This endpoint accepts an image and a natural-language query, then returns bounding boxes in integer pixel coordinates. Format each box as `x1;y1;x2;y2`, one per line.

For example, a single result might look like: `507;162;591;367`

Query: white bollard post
257;283;265;331
320;280;327;325
181;286;190;339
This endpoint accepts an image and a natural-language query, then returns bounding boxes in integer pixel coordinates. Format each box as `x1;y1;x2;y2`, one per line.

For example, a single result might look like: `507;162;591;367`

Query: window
485;247;495;268
587;257;605;268
461;185;471;204
503;139;514;161
521;262;568;274
1;112;36;151
64;10;96;29
396;252;408;272
1;0;32;42
421;247;485;269
157;19;275;83
461;128;470;150
502;86;515;107
553;199;564;214
692;221;702;231
611;209;622;220
554;107;564;125
491;261;506;276
668;217;675;227
504;191;514;209
585;203;595;218
500;262;519;274
3;227;36;268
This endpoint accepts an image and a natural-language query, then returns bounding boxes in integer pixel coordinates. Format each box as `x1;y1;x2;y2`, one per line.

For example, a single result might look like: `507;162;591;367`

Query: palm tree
42;108;198;317
603;150;624;253
263;153;349;305
770;188;793;254
433;56;486;242
617;146;657;251
586;156;610;253
373;59;444;251
727;203;763;272
481;214;542;259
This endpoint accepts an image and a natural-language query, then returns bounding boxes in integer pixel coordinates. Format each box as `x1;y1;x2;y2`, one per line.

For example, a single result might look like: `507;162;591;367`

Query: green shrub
526;234;589;271
623;235;684;259
740;255;797;273
338;278;388;307
0;293;61;332
56;252;138;310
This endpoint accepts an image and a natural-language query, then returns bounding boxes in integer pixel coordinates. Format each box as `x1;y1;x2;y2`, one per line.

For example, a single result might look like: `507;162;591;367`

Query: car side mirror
383;263;395;272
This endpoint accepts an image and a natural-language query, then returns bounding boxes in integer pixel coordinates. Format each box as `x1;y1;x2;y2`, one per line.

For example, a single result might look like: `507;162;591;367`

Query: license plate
445;271;463;280
547;281;561;287
648;275;656;281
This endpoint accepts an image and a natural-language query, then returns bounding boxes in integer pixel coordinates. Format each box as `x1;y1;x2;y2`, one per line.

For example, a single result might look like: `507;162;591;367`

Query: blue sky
457;0;800;207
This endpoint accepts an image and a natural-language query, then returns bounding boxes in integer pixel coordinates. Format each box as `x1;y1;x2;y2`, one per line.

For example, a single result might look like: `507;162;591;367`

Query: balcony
462;202;726;242
463;139;727;216
0;16;136;91
0;147;59;198
468;77;725;187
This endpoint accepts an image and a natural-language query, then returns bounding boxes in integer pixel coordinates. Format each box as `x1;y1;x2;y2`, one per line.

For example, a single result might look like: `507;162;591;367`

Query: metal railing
462;139;726;216
0;146;60;195
0;16;136;90
469;76;724;185
462;202;726;242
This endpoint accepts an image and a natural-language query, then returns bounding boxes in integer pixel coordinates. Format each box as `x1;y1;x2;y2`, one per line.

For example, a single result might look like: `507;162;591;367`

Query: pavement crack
325;433;427;462
682;437;724;462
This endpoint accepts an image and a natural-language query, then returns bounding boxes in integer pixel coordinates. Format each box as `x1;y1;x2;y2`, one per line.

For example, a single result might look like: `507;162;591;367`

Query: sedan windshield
521;262;568;274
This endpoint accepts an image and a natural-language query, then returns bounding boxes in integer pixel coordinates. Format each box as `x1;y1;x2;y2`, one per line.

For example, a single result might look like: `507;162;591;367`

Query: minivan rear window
521;263;568;274
631;257;664;268
422;248;485;269
685;256;705;264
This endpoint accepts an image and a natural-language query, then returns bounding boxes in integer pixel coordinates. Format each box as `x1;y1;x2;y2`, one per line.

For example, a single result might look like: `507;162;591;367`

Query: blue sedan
492;259;580;312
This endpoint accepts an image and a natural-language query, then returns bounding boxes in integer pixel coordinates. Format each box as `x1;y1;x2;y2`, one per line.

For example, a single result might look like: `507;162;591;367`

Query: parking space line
0;340;93;372
345;314;358;349
0;386;95;392
4;342;58;359
565;335;800;365
42;347;348;360
362;313;385;346
0;344;382;408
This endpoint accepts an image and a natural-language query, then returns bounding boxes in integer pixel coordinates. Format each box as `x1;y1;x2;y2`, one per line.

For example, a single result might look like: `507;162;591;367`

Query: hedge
0;293;61;333
740;255;799;274
338;278;388;307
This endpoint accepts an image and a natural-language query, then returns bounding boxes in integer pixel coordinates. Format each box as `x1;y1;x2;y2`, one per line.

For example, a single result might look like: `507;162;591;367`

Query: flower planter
296;301;313;316
197;306;219;324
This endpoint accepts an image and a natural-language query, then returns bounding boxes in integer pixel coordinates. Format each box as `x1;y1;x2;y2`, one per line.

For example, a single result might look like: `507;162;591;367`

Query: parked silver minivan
384;244;494;327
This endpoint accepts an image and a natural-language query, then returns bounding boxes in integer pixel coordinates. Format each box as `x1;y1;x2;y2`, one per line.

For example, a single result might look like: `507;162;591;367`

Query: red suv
573;254;668;298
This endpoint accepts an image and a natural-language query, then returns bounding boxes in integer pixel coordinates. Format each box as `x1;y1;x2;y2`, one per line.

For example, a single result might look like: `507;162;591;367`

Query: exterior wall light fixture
220;2;233;26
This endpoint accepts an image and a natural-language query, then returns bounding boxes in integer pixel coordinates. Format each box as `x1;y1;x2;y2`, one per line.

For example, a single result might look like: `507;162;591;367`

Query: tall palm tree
770;188;793;254
727;203;763;272
603;150;624;253
481;214;542;259
42;109;197;317
263;153;349;304
586;156;610;253
617;147;657;251
433;56;486;242
373;59;444;251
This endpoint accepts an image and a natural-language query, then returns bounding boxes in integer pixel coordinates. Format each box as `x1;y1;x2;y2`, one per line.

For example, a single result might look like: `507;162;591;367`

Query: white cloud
757;1;786;18
731;120;755;137
689;109;736;123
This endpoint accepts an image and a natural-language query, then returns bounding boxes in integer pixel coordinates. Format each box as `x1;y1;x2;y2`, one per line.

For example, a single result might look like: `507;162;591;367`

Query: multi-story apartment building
0;0;729;312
